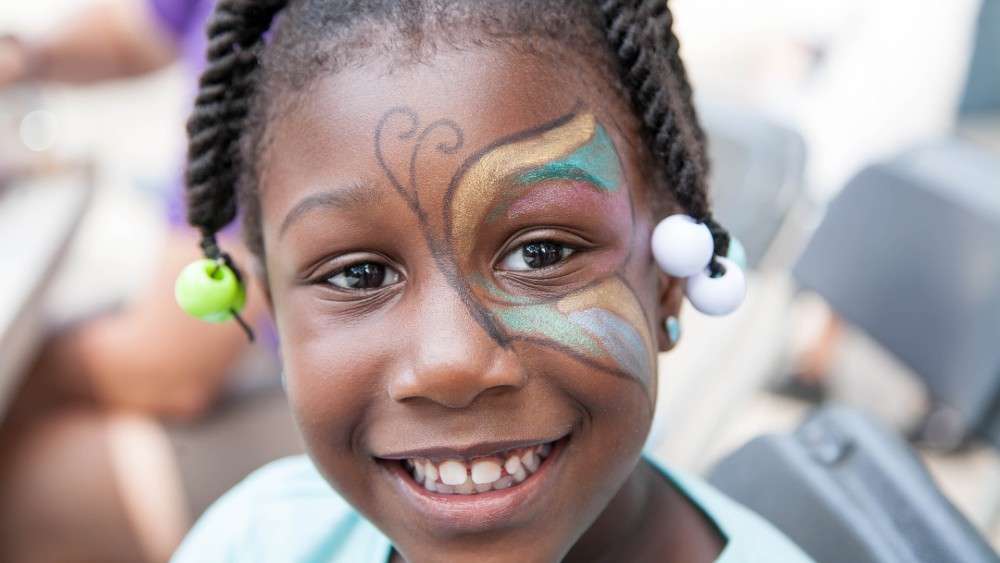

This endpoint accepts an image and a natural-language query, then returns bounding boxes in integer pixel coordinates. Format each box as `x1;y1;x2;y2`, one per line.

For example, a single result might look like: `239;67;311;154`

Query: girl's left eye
499;241;575;271
327;262;401;290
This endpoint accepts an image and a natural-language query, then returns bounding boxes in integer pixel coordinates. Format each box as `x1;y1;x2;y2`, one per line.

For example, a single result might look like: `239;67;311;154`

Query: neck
564;459;724;563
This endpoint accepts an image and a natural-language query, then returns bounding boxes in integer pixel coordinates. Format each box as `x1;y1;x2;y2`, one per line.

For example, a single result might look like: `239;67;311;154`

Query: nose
387;289;525;409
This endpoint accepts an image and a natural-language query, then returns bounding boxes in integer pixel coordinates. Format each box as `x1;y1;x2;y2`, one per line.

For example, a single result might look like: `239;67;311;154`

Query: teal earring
665;316;681;345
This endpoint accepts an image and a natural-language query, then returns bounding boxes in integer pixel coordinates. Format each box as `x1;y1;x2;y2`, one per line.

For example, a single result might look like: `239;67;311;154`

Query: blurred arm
0;0;178;86
23;233;265;421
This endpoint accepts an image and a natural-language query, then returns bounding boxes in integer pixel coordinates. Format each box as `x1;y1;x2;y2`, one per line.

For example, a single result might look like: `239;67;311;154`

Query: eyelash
321;237;579;293
326;261;402;291
498;240;576;272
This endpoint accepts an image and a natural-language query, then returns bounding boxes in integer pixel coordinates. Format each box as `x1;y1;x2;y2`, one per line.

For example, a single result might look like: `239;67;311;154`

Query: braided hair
185;0;730;272
186;0;286;260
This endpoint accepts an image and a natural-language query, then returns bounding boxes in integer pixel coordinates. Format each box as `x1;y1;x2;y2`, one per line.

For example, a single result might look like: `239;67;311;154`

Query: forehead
257;45;638;240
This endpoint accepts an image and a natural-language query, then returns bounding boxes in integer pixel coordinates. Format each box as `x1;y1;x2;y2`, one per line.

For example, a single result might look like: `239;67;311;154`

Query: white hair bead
651;215;714;277
685;257;746;316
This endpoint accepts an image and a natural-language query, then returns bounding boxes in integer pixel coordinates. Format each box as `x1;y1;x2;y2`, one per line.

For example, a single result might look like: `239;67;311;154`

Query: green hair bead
174;259;247;323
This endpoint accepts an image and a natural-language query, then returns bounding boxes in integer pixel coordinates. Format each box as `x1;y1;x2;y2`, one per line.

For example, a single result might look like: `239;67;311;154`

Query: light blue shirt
172;455;815;562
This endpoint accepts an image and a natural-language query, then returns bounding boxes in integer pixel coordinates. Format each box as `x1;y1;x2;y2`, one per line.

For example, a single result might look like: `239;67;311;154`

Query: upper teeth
406;442;554;495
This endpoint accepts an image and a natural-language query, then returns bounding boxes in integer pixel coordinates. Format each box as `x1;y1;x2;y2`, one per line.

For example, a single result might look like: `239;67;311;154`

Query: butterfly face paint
375;107;655;390
445;112;653;388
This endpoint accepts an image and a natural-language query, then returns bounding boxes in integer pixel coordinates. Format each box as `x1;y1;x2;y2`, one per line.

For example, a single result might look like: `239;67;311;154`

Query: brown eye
500;241;574;271
328;262;400;290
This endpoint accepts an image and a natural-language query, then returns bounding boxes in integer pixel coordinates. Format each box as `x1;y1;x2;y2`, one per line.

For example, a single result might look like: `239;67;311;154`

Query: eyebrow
278;183;378;238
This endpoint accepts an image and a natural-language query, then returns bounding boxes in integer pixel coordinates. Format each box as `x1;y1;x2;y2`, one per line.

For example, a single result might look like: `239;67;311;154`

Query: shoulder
171;456;388;563
648;458;816;563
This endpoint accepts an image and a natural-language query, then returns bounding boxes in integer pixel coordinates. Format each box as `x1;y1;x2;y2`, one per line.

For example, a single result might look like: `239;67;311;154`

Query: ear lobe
656;270;685;352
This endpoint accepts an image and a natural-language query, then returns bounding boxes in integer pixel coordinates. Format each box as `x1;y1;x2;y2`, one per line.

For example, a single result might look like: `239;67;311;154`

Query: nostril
387;347;526;408
387;296;526;407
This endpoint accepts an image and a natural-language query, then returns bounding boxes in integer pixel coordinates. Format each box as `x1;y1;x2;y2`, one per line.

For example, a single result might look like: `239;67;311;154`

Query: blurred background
0;0;998;561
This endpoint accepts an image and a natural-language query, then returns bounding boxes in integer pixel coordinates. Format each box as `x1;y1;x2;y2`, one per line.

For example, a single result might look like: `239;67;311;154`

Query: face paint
443;112;654;386
516;122;622;190
555;279;654;384
371;105;654;387
486;277;655;386
448;112;600;258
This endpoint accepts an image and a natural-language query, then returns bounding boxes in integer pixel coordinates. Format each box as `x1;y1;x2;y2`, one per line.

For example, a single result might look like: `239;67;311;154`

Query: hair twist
184;0;288;259
598;0;730;263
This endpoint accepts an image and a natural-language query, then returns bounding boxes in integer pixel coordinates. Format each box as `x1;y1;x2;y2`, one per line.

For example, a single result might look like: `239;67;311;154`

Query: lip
379;434;569;532
376;436;563;462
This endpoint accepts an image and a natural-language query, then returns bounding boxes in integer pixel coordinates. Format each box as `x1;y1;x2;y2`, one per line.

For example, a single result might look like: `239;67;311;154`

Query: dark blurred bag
709;405;999;563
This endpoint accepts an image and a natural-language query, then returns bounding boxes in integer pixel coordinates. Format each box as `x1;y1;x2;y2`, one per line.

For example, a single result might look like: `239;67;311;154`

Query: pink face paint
502;181;615;222
442;112;653;386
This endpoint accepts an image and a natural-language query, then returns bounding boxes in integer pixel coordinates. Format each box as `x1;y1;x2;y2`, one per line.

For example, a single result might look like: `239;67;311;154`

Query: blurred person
0;2;300;562
673;0;983;199
672;0;984;406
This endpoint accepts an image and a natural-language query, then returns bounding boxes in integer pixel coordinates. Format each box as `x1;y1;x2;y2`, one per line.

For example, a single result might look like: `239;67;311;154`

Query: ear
655;269;685;352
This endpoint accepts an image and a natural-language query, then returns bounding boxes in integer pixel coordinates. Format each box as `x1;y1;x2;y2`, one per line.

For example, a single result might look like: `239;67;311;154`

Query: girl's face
260;45;679;562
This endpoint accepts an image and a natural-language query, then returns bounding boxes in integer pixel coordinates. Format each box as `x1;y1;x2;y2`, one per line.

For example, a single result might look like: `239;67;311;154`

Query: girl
172;0;814;561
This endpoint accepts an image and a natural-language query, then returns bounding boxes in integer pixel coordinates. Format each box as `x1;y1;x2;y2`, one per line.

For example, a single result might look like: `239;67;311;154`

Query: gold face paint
449;112;598;259
443;111;654;386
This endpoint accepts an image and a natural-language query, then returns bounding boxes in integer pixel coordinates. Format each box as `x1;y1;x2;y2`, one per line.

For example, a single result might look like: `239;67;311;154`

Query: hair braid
185;0;287;260
598;0;730;264
183;0;730;271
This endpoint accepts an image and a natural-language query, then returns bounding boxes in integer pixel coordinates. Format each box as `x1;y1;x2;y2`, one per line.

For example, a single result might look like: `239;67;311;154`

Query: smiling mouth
381;435;567;497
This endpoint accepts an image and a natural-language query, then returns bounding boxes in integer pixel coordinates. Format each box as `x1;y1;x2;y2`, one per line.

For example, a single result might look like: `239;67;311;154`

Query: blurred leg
0;228;267;562
166;385;304;519
10;230;264;422
775;303;844;403
796;314;843;384
105;412;190;561
0;408;188;563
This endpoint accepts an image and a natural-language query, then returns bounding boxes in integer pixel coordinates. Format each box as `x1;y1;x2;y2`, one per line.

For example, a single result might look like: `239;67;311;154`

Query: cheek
282;338;363;450
280;333;391;515
276;300;391;454
516;342;653;454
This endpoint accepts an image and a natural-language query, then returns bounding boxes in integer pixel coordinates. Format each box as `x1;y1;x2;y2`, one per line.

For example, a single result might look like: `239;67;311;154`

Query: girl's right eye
327;262;401;290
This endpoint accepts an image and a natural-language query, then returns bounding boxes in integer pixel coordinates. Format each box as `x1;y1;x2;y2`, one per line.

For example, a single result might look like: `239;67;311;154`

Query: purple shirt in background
148;0;279;352
148;0;212;74
146;0;214;227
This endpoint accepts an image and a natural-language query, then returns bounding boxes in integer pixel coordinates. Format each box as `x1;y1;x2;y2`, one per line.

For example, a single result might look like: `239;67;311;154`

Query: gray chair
699;100;807;269
959;0;1000;116
792;139;1000;447
709;405;999;563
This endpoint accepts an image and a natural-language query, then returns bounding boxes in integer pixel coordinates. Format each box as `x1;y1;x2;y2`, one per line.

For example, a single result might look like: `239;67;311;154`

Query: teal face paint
495;305;603;356
566;308;651;383
516;124;622;191
484;276;654;387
